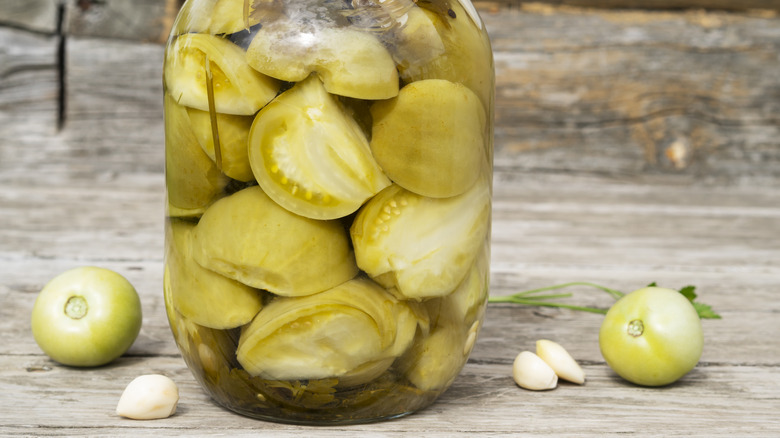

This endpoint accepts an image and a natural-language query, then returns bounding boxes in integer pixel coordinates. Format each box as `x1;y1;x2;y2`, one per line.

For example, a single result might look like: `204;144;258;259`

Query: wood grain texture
63;0;180;43
0;0;60;33
1;2;780;436
490;5;780;184
481;0;780;12
2;164;779;435
0;27;60;138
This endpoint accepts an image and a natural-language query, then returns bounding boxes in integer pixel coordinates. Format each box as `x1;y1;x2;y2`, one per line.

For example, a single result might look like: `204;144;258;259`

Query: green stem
488;281;624;314
489;281;722;319
490;298;609;315
504;281;623;299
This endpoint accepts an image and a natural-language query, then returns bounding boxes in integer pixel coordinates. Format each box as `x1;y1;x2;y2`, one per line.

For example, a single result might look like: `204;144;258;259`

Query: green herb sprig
489;282;721;319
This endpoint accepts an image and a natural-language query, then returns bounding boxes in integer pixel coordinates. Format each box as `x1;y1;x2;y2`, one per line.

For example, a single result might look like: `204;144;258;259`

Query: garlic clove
512;351;558;390
116;374;179;420
536;339;585;385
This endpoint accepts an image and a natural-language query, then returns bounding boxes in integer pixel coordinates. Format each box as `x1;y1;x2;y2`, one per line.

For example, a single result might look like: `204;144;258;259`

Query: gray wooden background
2;0;779;435
2;0;779;185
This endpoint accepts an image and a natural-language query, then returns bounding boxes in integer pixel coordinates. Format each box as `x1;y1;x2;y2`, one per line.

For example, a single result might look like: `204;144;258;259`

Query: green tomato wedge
165;219;263;329
164;94;229;216
425;247;490;330
350;178;491;300
236;277;422;381
172;0;264;36
398;1;494;113
398;326;468;392
246;21;399;100
248;75;391;220
388;6;445;75
370;79;487;198
164;33;280;115
187;107;255;182
191;186;358;296
162;271;241;381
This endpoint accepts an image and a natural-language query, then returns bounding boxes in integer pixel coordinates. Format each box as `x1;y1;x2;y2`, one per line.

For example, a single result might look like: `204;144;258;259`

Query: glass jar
162;0;494;425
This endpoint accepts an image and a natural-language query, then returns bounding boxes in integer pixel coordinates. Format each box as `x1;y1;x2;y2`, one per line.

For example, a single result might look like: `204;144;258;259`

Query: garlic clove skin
116;374;179;420
536;339;586;385
512;351;558;390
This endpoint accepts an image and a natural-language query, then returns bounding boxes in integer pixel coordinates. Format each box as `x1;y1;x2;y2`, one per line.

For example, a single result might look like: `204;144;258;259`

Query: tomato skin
599;287;703;386
31;267;143;367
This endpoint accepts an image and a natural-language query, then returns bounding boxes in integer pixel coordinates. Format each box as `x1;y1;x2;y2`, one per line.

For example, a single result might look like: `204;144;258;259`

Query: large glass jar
162;0;494;424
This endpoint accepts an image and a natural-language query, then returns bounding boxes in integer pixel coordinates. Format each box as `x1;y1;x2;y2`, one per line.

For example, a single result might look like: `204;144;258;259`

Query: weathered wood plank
4;5;780;185
481;0;780;12
63;0;180;43
1;355;778;436
0;0;60;34
2;169;778;363
2;3;780;435
0;36;165;185
7;7;775;186
0;27;60;140
4;253;778;365
61;36;166;173
488;5;780;184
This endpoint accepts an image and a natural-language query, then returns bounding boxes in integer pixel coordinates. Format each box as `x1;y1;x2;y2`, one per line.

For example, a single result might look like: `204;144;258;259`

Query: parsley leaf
678;285;697;302
693;302;721;319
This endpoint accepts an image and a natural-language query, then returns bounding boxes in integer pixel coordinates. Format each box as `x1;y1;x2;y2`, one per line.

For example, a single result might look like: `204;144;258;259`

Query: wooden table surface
2;1;779;436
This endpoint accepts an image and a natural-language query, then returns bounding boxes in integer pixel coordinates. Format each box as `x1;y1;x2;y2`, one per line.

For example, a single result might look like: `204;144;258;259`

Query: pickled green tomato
166;219;263;329
164;33;279;115
164;94;228;216
350;179;490;300
397;1;494;115
31;267;142;367
370;79;486;198
246;20;399;100
401;256;489;391
172;0;263;36
186;108;255;182
236;277;423;382
388;6;445;72
191;186;358;296
248;75;391;220
599;287;704;386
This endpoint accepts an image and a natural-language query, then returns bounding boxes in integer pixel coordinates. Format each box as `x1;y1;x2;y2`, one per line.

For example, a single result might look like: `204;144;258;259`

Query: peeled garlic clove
536;339;586;385
512;351;558;390
117;374;179;420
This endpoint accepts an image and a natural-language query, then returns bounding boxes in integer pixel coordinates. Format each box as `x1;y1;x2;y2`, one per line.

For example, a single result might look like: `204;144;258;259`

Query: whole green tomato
599;286;703;386
31;266;143;367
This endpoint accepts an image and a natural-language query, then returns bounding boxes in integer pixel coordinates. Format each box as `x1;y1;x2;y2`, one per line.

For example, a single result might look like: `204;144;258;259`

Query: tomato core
627;319;644;337
65;296;88;320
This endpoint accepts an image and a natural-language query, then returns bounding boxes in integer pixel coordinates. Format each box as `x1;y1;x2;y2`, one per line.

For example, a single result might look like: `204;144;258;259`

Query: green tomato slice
397;326;468;392
191;185;358;296
187;107;255;182
164;94;229;215
172;0;264;36
164;33;280;115
398;2;494;113
236;277;421;380
350;178;491;300
246;20;399;100
388;6;445;74
248;75;391;220
370;79;487;198
425;246;490;330
165;219;263;329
